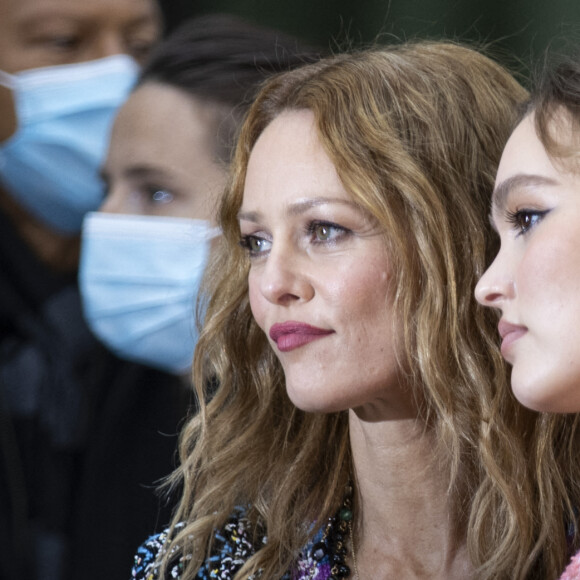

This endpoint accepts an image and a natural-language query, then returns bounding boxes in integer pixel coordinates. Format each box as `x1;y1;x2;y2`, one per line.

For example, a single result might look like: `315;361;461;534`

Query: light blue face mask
79;212;221;375
0;55;139;234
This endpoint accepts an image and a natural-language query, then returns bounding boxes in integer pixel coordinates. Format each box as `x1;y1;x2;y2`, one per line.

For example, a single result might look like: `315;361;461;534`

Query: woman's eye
308;221;348;243
314;223;332;241
239;235;271;256
506;209;548;236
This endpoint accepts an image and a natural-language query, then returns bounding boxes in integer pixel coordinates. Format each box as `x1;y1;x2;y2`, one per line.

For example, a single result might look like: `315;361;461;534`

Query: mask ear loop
0;70;15;90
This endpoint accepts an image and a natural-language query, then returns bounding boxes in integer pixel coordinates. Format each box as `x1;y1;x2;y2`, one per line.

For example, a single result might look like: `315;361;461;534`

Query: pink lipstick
498;319;527;358
269;322;334;352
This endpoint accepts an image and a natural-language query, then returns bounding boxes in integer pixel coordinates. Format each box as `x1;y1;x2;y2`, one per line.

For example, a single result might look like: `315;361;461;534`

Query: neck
0;185;80;273
348;410;472;579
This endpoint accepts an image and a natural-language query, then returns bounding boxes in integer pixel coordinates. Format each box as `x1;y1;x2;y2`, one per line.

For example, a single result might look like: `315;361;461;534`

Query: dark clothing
0;208;191;580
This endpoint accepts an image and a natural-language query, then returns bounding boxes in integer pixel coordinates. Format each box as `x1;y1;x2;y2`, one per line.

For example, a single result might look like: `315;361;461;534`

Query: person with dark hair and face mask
79;14;322;376
0;1;176;579
0;0;162;267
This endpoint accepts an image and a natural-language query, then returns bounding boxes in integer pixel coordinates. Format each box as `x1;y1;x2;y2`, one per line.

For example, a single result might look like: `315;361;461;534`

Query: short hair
164;42;574;580
138;13;323;163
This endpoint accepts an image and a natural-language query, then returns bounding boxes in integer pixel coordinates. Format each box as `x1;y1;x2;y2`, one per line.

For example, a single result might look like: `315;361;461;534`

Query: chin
512;375;580;414
285;388;351;415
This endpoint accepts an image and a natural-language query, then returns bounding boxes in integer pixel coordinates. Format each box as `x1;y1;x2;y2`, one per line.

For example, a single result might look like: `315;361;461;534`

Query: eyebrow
124;166;172;181
237;196;359;223
491;174;559;213
17;9;157;28
100;165;171;182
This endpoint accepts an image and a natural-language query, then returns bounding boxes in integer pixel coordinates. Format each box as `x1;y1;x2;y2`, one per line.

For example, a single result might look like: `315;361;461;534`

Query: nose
85;31;128;62
100;184;129;214
474;252;515;308
258;245;314;306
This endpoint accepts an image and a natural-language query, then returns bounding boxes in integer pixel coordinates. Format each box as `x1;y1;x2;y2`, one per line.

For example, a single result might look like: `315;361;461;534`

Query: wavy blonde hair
161;42;579;579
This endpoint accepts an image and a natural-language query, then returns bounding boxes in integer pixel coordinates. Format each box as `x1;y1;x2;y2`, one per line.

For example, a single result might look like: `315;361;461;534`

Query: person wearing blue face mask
0;0;162;269
0;1;183;580
79;14;323;377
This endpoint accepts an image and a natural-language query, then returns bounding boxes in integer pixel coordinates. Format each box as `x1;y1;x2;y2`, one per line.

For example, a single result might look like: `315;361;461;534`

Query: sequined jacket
131;512;339;580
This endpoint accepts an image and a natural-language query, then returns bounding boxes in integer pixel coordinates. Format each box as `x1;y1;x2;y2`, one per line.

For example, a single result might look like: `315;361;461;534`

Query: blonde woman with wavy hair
132;42;578;580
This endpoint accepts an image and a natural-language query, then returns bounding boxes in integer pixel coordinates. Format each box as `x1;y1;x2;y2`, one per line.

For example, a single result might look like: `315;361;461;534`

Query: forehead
109;83;218;156
243;109;349;208
492;115;559;210
490;111;580;222
496;116;549;179
497;112;580;181
252;109;321;160
0;0;160;30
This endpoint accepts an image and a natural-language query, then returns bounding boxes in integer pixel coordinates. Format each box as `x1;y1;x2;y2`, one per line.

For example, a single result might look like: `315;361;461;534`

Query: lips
498;319;527;358
269;321;334;352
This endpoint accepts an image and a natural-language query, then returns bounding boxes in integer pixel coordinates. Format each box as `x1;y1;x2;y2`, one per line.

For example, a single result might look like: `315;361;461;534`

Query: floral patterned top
131;511;334;580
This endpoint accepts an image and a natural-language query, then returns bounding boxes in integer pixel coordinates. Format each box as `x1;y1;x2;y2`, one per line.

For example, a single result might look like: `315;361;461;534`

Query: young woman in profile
132;42;577;579
475;53;580;579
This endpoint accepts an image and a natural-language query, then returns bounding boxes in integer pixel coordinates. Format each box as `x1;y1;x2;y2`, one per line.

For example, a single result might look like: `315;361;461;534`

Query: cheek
516;233;580;388
330;263;391;325
159;196;205;219
247;270;266;331
519;232;580;306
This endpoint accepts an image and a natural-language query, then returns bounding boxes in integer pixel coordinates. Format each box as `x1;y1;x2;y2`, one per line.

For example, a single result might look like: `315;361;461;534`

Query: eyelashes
239;220;351;258
505;208;549;236
238;234;271;256
305;220;349;242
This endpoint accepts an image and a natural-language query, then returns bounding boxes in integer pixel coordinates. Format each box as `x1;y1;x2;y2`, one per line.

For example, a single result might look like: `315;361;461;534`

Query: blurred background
159;0;580;80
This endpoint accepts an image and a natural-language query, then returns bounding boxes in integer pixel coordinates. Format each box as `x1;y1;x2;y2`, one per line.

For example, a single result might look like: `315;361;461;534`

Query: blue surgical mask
79;212;220;375
0;55;139;233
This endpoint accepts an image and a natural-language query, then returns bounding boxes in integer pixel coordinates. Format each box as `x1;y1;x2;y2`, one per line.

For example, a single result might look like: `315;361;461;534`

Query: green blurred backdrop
160;0;580;79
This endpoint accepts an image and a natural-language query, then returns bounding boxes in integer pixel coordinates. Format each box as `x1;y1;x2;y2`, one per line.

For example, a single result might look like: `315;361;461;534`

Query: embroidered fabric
131;511;336;580
560;550;580;580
